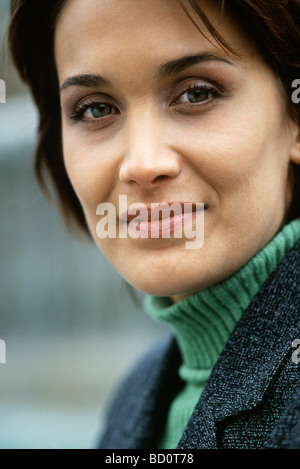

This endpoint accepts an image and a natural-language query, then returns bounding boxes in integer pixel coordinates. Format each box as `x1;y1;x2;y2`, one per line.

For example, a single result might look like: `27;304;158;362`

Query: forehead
54;0;249;80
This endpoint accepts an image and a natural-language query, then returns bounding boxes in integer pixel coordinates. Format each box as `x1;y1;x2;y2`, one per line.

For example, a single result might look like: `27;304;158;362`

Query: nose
119;114;181;190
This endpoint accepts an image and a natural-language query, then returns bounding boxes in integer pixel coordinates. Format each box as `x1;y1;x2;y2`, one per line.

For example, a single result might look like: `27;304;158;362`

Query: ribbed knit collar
144;219;300;384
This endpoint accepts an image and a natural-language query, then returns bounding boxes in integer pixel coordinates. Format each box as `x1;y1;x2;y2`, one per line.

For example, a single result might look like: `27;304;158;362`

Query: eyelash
174;84;220;105
70;83;220;122
70;100;113;122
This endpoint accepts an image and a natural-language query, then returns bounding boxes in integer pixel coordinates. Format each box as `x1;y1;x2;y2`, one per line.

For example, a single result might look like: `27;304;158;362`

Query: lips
119;202;205;238
119;202;202;223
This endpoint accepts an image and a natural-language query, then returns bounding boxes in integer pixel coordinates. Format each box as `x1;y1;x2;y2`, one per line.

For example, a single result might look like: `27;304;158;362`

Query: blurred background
0;0;167;448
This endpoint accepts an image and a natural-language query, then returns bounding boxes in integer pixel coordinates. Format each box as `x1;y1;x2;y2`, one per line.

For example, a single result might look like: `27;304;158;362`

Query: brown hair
8;0;300;236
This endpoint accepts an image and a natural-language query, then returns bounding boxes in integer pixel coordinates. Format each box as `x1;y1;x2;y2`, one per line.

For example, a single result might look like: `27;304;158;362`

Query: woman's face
55;0;299;299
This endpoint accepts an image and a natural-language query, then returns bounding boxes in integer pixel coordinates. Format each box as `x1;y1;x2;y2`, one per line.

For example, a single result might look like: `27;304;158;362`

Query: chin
124;272;206;298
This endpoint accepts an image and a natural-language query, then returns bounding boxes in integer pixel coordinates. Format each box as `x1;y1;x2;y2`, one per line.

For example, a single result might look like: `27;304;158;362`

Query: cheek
62;129;117;209
183;106;290;192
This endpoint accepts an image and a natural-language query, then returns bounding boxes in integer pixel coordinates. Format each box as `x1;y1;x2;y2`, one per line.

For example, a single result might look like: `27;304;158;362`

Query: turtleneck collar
144;219;300;383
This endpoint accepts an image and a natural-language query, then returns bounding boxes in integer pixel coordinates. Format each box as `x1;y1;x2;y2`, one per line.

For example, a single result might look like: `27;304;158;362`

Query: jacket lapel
177;239;300;449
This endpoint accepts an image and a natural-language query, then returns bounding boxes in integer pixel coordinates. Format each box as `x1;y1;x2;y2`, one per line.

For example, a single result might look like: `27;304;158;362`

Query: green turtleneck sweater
144;218;300;449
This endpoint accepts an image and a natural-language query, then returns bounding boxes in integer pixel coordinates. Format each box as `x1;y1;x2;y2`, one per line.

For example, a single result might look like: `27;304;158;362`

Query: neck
145;218;300;379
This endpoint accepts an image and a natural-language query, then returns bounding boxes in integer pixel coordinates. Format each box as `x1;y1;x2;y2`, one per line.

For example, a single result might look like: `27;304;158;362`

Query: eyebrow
157;53;234;78
60;74;110;92
59;53;234;92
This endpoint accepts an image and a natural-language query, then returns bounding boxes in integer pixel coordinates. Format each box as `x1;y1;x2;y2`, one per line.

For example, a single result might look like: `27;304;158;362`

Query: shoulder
98;333;181;449
109;333;178;397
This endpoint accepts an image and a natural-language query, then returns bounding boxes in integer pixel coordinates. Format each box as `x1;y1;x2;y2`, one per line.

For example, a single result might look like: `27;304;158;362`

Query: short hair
8;0;300;236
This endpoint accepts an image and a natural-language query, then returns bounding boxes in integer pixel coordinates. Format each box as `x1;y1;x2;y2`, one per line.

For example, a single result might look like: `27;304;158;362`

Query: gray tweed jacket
98;240;300;449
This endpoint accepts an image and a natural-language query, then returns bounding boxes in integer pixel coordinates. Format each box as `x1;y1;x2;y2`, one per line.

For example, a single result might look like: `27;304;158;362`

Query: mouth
119;202;205;238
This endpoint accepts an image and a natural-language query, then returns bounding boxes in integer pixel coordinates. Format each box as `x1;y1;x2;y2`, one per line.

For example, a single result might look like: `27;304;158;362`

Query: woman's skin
55;0;300;302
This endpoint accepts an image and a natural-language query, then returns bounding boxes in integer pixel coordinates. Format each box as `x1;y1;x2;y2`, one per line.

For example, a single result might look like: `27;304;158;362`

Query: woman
8;0;300;449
